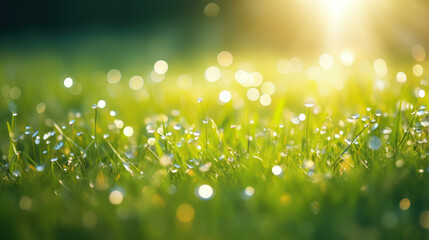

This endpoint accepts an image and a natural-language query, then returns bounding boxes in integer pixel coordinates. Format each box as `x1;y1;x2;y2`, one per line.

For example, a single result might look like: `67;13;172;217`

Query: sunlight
320;0;357;19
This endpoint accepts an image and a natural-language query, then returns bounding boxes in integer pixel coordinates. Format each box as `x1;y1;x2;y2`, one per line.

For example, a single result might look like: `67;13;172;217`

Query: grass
0;40;429;240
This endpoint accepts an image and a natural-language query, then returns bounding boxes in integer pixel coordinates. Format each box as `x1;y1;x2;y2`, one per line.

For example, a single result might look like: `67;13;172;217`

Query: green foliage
0;45;428;240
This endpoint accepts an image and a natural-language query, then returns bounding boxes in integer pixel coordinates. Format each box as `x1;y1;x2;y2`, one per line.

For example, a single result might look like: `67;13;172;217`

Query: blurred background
2;0;428;53
0;0;428;125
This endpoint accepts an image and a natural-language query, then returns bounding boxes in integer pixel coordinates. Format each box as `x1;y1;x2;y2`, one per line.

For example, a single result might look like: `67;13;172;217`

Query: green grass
0;40;429;240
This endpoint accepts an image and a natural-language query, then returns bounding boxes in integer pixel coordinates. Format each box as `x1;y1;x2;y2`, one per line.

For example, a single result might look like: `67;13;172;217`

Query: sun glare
320;0;357;19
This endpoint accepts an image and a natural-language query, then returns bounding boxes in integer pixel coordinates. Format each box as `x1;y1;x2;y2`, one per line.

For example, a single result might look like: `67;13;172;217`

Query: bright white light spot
205;66;221;82
107;69;121;84
321;0;356;19
64;77;73;88
197;184;214;200
247;88;260;101
340;50;355;66
260;94;271;106
218;90;232;103
154;60;168;75
261;82;275;95
97;100;106;109
299;113;306;121
418;89;425;98
272;165;282;176
110;111;116;117
123;126;134;137
129;76;144;90
244;186;255;197
396;72;407;83
319;53;334;70
217;51;233;67
109;190;123;205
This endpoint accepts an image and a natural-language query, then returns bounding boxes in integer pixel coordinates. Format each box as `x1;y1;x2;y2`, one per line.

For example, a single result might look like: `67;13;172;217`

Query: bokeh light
272;165;282;176
109;190;124;205
107;69;121;84
205;66;221;82
176;204;195;223
204;3;219;17
217;51;233;67
319;54;334;70
64;77;73;88
218;90;232;103
154;60;168;75
129;76;144;90
197;184;214;200
123;126;134;137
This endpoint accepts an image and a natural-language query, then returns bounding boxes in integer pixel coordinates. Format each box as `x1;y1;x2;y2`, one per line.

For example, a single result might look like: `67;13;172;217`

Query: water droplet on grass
36;164;45;172
304;99;316;108
12;170;21;177
146;126;155;134
368;136;381;150
31;131;38;138
244;186;255;197
291;117;300;124
54;142;63;150
375;110;382;117
383;128;392;135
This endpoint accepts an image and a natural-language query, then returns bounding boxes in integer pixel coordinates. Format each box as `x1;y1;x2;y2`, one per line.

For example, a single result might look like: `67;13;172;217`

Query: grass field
0;37;429;240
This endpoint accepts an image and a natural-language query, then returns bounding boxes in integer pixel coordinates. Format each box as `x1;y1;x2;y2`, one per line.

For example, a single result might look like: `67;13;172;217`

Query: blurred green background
1;1;429;239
